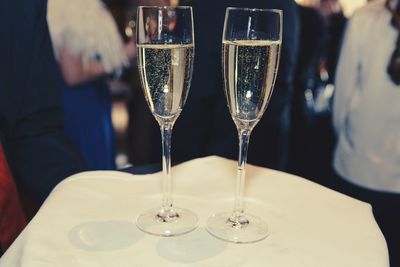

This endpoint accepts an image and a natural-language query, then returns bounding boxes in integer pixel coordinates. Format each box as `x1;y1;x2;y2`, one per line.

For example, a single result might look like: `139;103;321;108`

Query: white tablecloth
0;156;388;266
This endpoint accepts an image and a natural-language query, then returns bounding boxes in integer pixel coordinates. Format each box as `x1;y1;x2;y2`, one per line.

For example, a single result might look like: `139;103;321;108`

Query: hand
58;48;105;86
124;40;137;61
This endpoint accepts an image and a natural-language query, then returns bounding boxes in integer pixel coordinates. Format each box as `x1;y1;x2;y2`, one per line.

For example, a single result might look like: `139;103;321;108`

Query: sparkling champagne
223;40;281;129
138;44;194;123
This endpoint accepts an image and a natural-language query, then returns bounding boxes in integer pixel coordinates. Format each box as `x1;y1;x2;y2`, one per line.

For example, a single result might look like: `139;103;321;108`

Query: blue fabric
62;79;116;170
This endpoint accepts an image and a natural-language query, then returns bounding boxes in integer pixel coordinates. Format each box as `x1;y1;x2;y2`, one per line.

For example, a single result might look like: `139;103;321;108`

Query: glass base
206;212;269;243
136;207;198;237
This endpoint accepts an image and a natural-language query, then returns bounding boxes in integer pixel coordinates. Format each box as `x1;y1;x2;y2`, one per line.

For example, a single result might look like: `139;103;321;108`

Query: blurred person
47;0;136;170
125;0;170;166
319;0;347;82
332;0;400;264
172;0;299;170
0;0;85;251
126;0;298;171
288;3;329;181
288;0;346;184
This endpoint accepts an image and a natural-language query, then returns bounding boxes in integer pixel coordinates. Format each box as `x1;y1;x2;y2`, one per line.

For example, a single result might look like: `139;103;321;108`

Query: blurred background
6;0;398;261
296;0;367;16
108;0;369;180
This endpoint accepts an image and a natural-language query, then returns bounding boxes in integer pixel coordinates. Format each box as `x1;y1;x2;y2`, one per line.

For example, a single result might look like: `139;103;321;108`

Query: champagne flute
206;8;282;243
135;6;198;237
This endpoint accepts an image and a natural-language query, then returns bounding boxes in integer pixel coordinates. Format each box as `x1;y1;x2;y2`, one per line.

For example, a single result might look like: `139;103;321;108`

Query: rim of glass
226;7;282;14
137;5;192;9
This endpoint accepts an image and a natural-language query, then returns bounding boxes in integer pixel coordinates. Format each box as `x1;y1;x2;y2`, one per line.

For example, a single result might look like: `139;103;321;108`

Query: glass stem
233;128;251;218
161;123;173;211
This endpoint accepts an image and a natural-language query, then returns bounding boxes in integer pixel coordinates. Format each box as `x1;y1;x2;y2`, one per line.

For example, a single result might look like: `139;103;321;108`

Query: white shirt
333;0;400;193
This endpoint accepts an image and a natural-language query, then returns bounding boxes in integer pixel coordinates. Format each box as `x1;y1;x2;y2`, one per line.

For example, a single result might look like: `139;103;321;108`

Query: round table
0;156;388;267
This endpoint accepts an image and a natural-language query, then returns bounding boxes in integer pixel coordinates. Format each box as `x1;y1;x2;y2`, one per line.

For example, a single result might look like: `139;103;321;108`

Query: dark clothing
295;6;328;87
288;7;346;185
324;12;347;83
62;78;116;170
0;0;85;203
173;0;299;170
289;6;331;182
127;0;299;170
331;172;400;267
